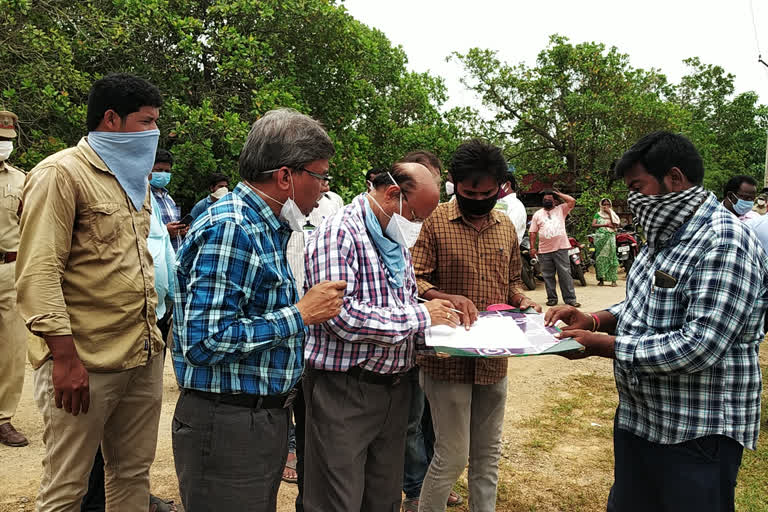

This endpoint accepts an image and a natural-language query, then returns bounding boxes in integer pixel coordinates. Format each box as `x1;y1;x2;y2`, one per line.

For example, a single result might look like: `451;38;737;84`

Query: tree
0;0;462;208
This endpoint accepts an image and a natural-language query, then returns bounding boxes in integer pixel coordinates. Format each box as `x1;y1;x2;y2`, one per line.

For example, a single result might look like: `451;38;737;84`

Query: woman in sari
591;198;621;286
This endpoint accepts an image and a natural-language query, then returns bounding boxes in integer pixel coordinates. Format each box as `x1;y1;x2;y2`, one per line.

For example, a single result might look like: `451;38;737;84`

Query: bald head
368;161;440;227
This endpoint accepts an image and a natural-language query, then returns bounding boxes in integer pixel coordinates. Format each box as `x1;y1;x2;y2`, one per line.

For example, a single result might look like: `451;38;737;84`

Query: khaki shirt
0;161;25;253
16;138;163;371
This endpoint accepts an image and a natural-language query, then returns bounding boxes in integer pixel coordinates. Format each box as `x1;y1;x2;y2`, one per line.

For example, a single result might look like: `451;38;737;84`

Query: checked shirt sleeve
307;223;429;345
614;242;762;375
179;222;304;366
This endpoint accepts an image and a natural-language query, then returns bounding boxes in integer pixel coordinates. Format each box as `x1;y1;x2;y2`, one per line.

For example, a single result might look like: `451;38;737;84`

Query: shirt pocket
86;202;124;244
2;184;22;213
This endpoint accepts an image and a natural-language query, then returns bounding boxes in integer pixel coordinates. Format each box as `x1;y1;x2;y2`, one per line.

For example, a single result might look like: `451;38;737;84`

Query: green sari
593;211;619;282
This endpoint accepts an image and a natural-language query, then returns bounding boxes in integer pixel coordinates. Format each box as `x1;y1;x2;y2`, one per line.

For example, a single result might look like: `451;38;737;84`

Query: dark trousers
303;368;412;512
172;390;289;512
402;367;435;499
539;248;577;303
294;384;306;512
607;425;744;512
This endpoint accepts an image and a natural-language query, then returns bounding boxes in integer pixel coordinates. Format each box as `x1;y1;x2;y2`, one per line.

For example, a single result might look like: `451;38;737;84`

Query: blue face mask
729;193;754;216
363;196;405;288
150;172;171;189
87;129;160;210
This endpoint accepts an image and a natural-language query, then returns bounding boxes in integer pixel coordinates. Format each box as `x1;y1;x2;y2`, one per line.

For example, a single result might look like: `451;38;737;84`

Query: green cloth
593;212;619;282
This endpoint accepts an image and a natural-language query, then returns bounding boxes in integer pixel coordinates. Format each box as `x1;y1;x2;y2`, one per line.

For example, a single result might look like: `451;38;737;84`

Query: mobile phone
179;214;194;226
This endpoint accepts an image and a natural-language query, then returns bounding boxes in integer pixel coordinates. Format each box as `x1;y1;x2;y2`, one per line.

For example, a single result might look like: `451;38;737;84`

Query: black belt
184;388;296;409
310;366;406;387
0;251;17;264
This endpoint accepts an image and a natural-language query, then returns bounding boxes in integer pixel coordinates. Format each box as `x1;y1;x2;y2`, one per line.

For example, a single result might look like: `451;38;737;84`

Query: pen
416;296;464;316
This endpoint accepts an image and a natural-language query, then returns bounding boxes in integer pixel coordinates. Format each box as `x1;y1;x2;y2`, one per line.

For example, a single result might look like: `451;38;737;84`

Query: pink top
529;203;572;254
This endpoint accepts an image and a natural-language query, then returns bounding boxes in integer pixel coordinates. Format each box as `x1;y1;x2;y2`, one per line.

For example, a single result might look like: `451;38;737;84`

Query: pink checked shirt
303;195;431;374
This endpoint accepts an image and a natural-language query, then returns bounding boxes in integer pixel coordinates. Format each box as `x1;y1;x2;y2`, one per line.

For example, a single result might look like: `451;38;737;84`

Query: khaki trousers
0;261;27;424
34;354;163;512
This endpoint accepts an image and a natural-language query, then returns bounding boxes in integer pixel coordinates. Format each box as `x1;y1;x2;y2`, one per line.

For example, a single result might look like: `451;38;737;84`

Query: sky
343;0;768;113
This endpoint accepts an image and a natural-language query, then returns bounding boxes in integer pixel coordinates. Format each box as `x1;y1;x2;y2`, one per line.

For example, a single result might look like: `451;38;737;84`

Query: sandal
282;452;298;484
546;299;558;307
447;490;464;506
597;279;604;286
149;495;179;512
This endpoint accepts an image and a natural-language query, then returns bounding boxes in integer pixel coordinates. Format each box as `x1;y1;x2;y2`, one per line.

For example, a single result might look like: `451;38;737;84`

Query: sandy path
0;271;624;511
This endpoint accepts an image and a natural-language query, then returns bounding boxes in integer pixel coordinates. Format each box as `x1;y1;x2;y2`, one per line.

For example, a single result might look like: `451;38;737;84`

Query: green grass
734;384;768;511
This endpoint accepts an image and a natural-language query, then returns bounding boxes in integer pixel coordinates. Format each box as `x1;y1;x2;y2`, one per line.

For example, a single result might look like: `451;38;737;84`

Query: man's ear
274;166;293;192
664;167;690;192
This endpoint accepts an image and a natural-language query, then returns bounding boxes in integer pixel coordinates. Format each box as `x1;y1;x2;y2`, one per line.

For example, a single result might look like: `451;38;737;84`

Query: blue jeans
403;368;433;499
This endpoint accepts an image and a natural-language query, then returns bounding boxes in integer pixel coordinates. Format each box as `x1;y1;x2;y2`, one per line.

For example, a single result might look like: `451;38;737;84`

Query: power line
751;0;763;57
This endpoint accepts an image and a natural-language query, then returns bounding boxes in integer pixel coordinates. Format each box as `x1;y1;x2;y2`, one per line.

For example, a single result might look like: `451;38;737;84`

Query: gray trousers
172;390;289;512
538;248;577;303
303;368;412;512
418;371;507;512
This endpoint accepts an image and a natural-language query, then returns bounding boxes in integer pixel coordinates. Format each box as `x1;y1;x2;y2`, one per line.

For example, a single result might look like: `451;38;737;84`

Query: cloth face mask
0;141;13;161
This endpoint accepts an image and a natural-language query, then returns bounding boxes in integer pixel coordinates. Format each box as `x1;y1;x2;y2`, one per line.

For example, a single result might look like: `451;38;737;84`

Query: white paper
426;315;533;350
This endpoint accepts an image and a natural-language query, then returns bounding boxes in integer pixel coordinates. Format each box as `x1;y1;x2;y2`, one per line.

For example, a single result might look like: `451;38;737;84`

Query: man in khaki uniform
0;110;29;447
15;74;165;512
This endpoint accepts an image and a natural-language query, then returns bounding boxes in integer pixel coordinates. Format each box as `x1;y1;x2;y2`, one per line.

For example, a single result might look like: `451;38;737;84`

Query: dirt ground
0;271;625;511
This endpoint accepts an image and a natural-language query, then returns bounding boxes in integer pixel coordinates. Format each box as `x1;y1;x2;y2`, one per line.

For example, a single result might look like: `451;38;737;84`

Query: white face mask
254;173;306;232
385;172;423;248
0;141;13;161
444;181;454;196
211;186;228;200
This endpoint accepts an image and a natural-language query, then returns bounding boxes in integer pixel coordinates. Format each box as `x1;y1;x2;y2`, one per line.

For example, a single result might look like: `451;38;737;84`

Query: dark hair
449;139;508;184
208;172;230;189
723;175;757;197
365;168;382;182
86;74;162;132
370;162;417;195
613;131;704;185
400;150;443;175
541;189;554;198
154;148;173;166
505;172;517;191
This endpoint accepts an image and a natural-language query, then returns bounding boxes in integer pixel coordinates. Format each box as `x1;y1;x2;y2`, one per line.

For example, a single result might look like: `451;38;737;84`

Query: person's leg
538;252;558;303
606;423;661;512
553;249;578;304
33;360;116;512
156;309;172;361
80;448;106;512
172;389;289;511
303;370;384;512
101;354;163;511
418;371;472;512
294;384;306;512
0;262;28;446
362;379;412;512
466;378;507;511
403;368;429;500
422;398;435;462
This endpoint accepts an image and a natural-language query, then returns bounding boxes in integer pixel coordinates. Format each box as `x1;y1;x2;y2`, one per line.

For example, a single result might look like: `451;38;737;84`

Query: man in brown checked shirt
411;139;540;512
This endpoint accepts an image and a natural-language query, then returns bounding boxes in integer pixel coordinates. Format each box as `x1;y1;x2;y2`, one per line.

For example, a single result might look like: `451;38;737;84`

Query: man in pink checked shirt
302;162;459;512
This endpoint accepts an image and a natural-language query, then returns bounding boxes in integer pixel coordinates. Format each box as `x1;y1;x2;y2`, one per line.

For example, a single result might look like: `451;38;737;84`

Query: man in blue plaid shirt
171;108;347;511
547;131;768;512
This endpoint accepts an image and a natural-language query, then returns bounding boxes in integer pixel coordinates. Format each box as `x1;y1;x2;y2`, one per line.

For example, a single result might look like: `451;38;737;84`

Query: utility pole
761;57;768;188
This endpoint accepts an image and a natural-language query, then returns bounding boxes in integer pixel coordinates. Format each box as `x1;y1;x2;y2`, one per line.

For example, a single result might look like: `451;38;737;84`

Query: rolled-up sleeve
15;166;75;337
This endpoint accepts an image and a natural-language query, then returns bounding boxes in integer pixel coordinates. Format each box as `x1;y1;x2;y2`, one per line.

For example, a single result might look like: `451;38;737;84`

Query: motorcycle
567;237;588;286
616;226;640;274
519;237;540;290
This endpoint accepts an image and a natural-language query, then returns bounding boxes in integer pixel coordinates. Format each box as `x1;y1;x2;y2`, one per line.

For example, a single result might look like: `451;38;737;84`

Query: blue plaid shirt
171;182;305;396
608;193;768;449
151;186;183;251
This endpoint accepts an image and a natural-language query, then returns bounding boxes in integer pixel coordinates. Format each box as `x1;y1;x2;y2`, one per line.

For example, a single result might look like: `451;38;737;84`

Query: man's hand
555;329;615;359
529;248;537;260
544;305;592;329
46;335;90;416
166;221;188;237
297;280;347;325
518;297;542;313
443;294;478;330
424;299;461;329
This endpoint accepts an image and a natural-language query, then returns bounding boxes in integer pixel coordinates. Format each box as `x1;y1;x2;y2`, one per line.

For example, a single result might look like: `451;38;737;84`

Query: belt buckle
282;388;298;409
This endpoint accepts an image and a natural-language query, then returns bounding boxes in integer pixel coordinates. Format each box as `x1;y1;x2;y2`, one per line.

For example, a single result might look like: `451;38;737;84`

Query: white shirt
286;191;345;293
495;193;527;244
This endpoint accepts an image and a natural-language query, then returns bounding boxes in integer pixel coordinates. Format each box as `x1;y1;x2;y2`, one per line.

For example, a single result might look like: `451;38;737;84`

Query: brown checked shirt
15;138;163;371
412;199;525;384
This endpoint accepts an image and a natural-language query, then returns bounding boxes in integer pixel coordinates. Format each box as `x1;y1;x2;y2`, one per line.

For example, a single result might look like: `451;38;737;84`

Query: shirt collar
234;182;284;233
672;192;719;243
78;137;111;174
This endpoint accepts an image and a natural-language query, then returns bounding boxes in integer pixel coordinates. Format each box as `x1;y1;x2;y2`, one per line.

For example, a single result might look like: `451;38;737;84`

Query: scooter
519;237;540;291
616;226;640;274
567;237;587;286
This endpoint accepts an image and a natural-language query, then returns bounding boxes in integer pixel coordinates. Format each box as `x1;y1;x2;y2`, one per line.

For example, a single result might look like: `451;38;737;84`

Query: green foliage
453;35;767;239
0;0;463;209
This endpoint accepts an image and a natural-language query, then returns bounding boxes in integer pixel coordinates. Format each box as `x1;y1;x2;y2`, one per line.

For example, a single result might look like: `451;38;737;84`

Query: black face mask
456;190;498;217
542;199;554;210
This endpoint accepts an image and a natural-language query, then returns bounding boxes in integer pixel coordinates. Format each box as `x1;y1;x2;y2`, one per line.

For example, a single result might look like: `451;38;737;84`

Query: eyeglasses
298;167;332;183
